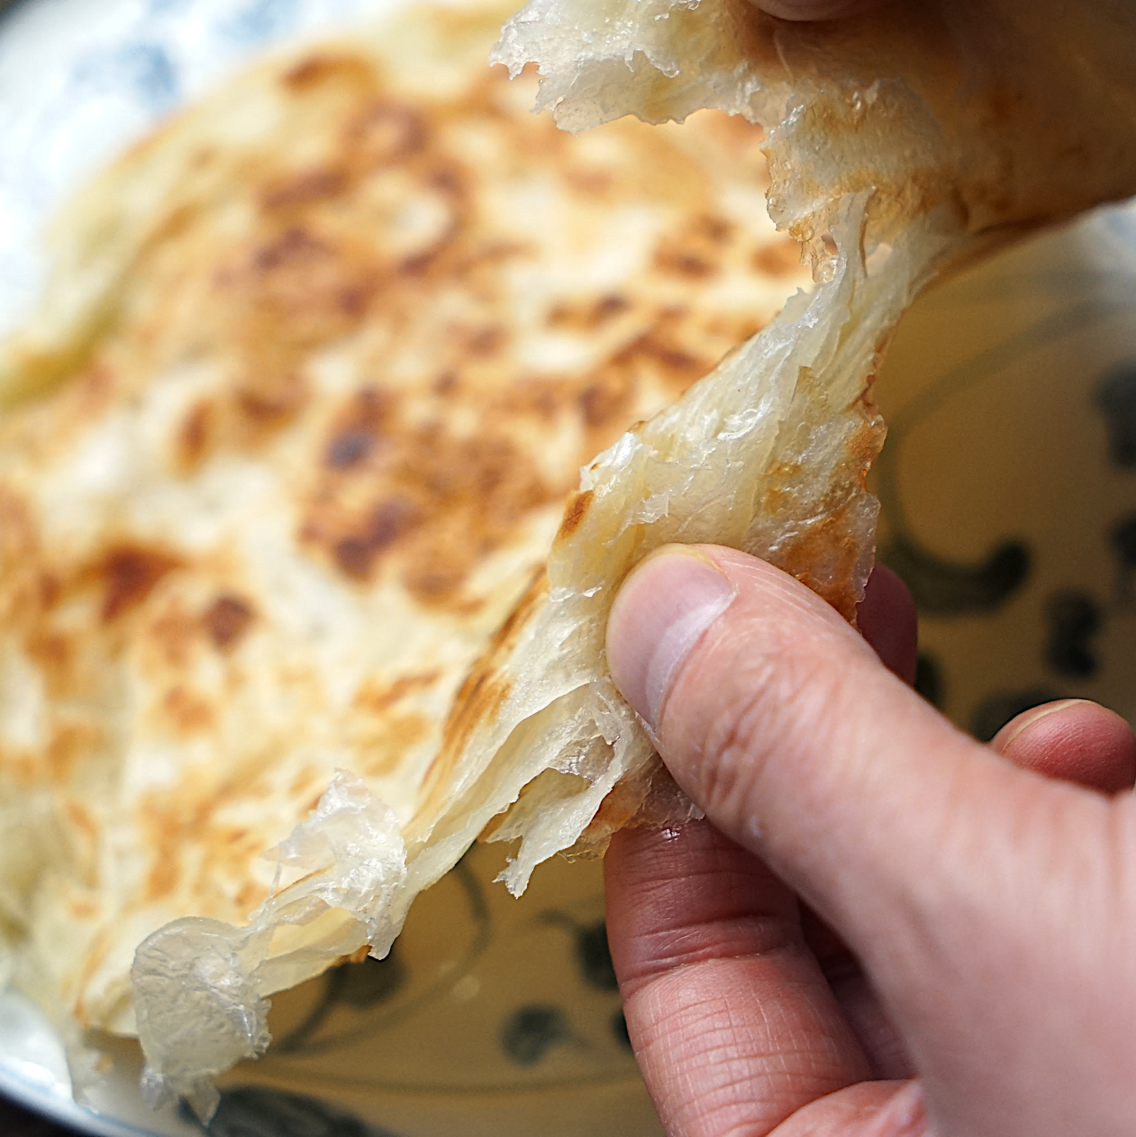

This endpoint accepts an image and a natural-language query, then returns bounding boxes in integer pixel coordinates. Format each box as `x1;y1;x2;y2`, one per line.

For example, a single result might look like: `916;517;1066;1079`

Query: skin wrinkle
631;915;800;991
635;983;776;1111
618;856;820;997
663;568;864;795
644;557;979;947
670;631;830;832
728;665;986;963
727;652;852;857
614;839;874;1131
634;971;857;1135
610;822;839;1074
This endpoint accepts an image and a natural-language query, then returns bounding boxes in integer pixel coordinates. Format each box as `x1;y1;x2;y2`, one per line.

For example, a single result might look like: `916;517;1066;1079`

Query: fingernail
992;698;1088;752
606;546;735;730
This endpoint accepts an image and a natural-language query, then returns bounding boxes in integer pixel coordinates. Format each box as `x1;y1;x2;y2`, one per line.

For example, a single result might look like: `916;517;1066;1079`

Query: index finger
605;819;871;1135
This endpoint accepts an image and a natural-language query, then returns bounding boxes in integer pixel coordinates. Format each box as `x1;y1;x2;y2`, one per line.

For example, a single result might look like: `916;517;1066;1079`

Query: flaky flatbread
5;0;1136;1115
132;0;1136;1112
0;0;809;1111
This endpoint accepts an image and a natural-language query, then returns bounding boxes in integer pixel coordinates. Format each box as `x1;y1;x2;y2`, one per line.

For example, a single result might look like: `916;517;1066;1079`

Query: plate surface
873;206;1136;736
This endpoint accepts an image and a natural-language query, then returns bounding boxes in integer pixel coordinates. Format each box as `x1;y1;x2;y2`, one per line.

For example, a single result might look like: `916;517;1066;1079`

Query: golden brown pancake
0;0;809;1109
10;0;1136;1112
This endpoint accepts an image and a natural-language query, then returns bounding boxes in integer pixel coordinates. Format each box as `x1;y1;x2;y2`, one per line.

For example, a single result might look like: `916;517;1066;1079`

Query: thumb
606;545;1123;1133
606;543;1019;944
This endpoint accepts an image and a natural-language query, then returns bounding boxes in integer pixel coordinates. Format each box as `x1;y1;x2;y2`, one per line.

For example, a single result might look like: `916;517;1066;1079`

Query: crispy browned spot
356;709;432;778
261;168;348;210
24;631;72;695
146;856;179;905
75;361;117;416
208;220;379;441
98;545;180;622
162;686;215;734
413;570;548;827
346;99;428;166
546;293;630;330
557;490;594;541
281;53;374;92
324;428;374;469
574;774;640;838
760;391;885;622
323;387;395;469
423;673;510;810
564;166;614;195
698;215;733;243
203;595;255;651
234;881;268;913
287;764;323;798
68;897;100;921
752;238;804;276
253;224;330;272
653;214;733;279
464;325;506;357
622;329;701;377
578;373;633;429
304;407;553;603
47;722;99;783
354;671;442;713
333;498;423;580
0;488;37;567
656;251;714;278
64;801;98;844
236;372;309;425
147;606;197;668
177;399;214;469
138;757;281;906
38;572;61;608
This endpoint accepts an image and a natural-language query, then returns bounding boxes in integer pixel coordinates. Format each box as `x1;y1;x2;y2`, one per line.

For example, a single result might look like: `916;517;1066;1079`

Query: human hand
603;545;1136;1137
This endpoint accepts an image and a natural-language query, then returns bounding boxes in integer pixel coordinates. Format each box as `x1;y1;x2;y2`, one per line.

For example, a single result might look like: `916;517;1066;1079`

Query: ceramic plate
0;844;659;1136
1;0;1135;1132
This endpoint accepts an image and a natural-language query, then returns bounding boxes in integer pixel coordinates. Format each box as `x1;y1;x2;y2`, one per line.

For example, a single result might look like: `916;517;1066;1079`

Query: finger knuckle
684;629;844;824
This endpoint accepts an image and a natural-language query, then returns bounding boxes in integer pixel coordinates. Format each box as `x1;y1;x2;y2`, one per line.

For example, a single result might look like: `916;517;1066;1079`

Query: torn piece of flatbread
129;0;1136;1113
0;0;807;1109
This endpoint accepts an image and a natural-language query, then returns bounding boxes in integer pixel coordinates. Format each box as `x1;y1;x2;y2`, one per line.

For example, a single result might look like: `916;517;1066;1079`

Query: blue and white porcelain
1;0;1135;1133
